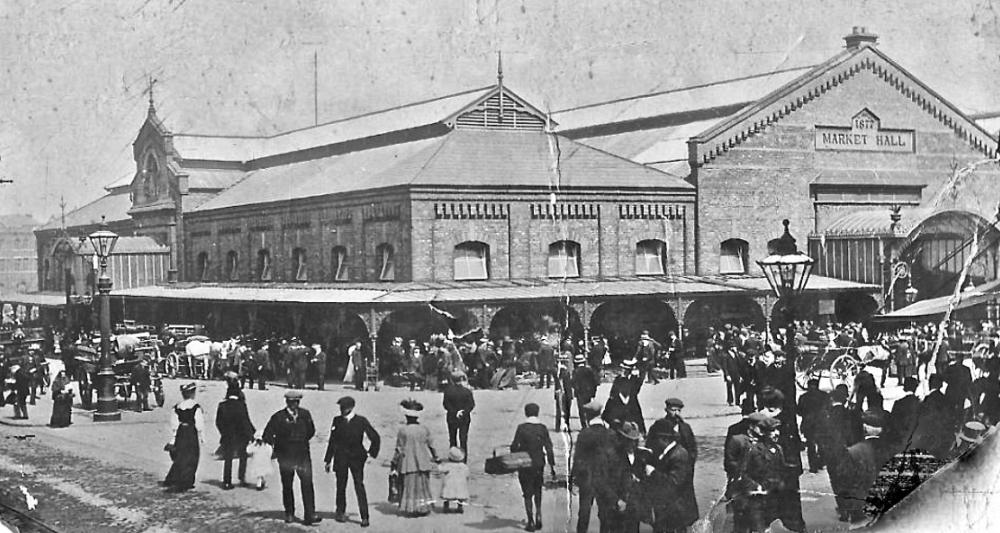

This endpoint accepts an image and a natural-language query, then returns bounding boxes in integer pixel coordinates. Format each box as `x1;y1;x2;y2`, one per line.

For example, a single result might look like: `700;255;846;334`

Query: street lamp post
89;220;120;422
756;219;813;532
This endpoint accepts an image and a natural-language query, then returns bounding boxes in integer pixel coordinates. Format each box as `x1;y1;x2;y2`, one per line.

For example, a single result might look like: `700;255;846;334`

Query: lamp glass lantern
756;219;814;299
904;284;919;305
88;225;119;261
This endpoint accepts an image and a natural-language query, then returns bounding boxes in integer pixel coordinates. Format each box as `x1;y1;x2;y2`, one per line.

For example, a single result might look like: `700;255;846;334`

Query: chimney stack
844;26;879;49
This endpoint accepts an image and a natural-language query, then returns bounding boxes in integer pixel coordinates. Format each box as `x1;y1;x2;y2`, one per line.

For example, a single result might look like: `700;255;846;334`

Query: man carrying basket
510;403;556;532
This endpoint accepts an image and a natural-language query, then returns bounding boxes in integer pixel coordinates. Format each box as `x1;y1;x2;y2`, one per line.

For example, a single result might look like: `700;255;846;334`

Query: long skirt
164;425;200;490
398;471;433;515
49;393;72;428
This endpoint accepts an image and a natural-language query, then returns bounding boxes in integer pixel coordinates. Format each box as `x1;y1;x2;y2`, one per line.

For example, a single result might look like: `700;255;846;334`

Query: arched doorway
589;299;677;363
490;302;583;345
898;210;999;302
835;292;880;323
684;296;766;357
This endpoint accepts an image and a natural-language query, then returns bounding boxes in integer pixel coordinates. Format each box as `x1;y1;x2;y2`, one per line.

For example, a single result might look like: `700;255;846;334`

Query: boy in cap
442;370;475;458
216;386;255;490
324;395;380;527
262;390;321;525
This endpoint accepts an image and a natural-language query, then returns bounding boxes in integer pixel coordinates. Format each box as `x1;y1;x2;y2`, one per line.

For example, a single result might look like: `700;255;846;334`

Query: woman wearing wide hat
603;358;646;433
391;399;439;516
163;382;205;492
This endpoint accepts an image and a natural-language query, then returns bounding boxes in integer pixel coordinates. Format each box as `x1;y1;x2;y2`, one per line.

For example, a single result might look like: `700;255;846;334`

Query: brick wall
695;67;1000;275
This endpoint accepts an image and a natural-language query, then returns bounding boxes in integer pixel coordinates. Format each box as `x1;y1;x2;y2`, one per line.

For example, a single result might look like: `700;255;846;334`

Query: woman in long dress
49;370;73;428
391;399;439;516
163;382;205;492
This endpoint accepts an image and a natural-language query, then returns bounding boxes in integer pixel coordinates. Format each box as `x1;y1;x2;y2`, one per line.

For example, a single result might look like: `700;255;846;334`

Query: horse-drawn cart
794;342;891;390
112;358;165;408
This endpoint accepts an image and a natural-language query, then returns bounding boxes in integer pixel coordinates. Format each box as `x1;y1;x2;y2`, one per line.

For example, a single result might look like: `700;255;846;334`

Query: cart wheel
155;390;165;407
831;354;861;382
795;371;815;391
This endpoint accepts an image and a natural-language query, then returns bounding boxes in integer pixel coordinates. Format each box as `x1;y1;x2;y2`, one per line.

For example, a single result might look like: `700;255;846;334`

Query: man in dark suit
721;341;741;406
915;374;953;459
828;385;862;447
571;401;618;533
535;342;556;389
943;351;973;417
442;370;475;458
262;390;321;526
646;397;697;463
511;403;556;532
644;423;699;533
130;359;152;412
797;378;829;472
216;390;255;490
883;377;920;453
572;354;599;428
635;331;661;384
323;396;380;528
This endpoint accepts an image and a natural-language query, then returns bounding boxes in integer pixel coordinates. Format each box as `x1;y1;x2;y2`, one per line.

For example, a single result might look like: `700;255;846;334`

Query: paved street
0;364;907;532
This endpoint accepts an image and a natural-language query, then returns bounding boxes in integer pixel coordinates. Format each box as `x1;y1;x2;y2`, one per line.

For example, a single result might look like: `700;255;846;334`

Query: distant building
0;214;38;295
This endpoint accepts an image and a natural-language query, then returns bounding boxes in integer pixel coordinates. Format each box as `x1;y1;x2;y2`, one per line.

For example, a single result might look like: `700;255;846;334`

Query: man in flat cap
262;390;321;525
644;422;698;533
647;397;697;463
571;400;618;533
731;414;784;533
324;396;380;528
442;369;475;459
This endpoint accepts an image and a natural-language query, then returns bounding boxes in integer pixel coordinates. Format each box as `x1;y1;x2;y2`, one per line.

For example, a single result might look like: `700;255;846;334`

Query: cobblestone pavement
0;365;904;532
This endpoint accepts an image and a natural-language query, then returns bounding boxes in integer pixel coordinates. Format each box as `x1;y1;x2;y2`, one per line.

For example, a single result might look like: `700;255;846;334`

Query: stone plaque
815;109;914;152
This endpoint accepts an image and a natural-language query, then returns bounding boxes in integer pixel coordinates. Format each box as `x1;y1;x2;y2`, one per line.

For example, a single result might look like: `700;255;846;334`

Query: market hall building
30;28;1000;356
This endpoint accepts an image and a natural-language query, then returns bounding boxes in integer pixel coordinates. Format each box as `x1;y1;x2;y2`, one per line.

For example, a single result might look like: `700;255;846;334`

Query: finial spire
497;50;504;89
147;75;157;115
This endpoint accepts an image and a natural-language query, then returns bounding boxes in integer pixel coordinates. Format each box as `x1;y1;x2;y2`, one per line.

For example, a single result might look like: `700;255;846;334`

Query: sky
1;0;999;224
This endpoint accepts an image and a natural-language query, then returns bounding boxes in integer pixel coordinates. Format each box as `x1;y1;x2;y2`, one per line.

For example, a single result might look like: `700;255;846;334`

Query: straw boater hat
640;330;651;340
573;353;586;365
401;399;424;418
959;421;987;443
284;390;303;400
621;357;637;369
180;382;197;394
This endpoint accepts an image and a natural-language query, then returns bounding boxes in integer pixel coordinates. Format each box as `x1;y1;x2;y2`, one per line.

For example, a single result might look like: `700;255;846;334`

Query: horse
185;337;214;379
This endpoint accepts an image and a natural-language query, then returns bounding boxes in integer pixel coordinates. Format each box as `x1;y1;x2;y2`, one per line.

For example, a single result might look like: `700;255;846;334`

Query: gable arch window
376;243;395;281
225;251;239;281
635;239;667;275
454;241;490;280
720;238;750;274
330;246;348;282
291;247;308;282
257;249;272;281
142;152;160;200
548;240;581;278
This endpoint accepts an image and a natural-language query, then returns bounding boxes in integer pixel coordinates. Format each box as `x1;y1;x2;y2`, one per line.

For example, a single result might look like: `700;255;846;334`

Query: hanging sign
815;109;914;153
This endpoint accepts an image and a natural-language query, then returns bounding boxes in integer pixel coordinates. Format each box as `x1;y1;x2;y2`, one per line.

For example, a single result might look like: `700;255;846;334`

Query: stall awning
112;275;876;306
877;279;1000;320
1;292;68;308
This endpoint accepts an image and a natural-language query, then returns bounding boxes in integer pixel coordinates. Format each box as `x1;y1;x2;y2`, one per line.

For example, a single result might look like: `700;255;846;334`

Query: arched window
454;241;490;280
225;251;239;281
291;248;308;282
635;239;667;275
720;238;750;274
143;153;159;200
257;249;272;281
548;240;581;278
376;243;395;281
330;246;348;282
196;252;210;281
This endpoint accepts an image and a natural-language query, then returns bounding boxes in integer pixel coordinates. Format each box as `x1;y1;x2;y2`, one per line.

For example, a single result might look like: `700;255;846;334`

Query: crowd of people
11;315;1000;531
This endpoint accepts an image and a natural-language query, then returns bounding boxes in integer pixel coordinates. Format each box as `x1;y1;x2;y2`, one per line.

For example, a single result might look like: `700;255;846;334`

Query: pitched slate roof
170;87;495;163
192;129;691;212
551;66;816;133
37;190;133;231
